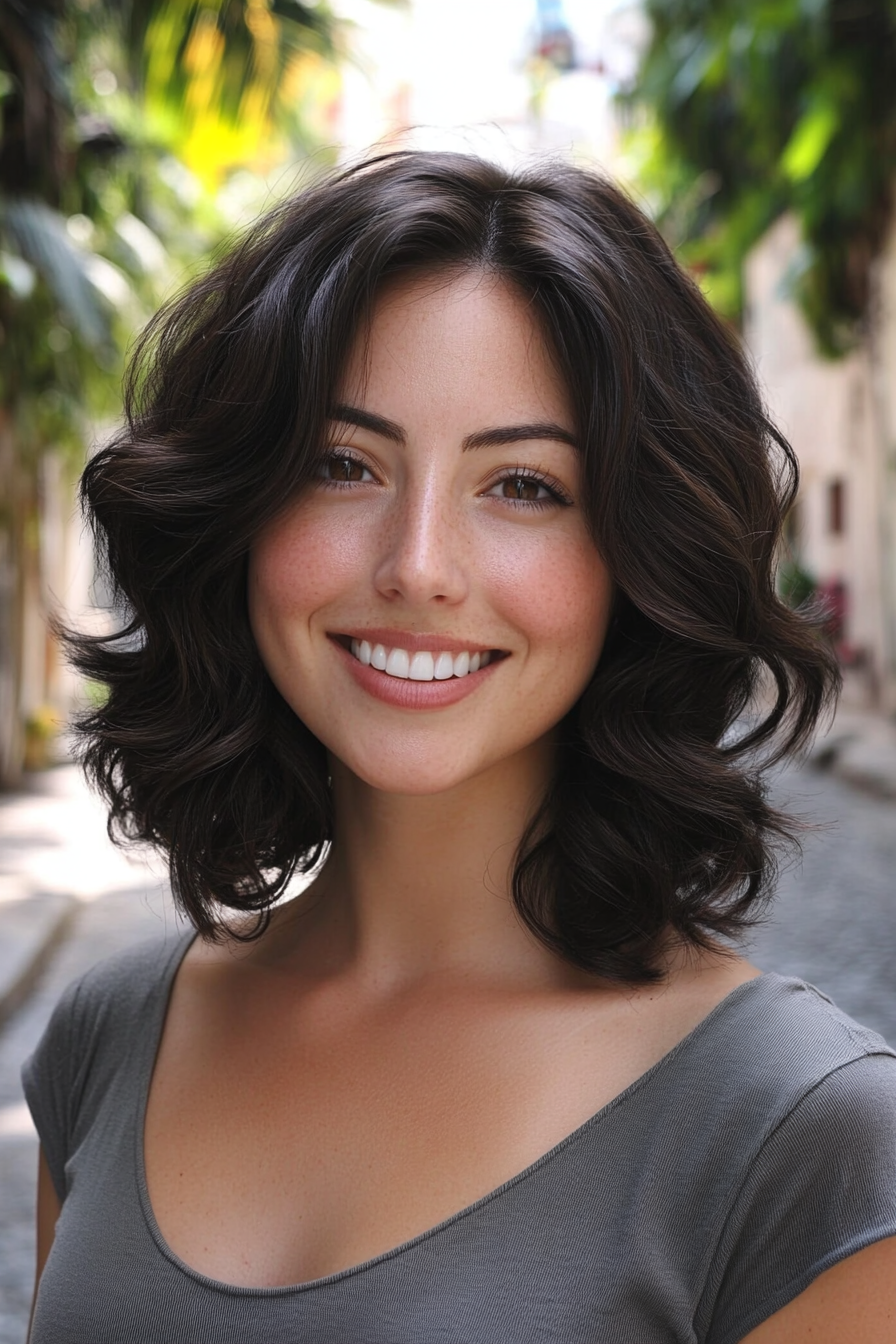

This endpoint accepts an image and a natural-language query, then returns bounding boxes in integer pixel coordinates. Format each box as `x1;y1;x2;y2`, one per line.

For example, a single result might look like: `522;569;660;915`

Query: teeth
434;651;454;680
385;647;410;678
349;640;495;682
409;651;434;681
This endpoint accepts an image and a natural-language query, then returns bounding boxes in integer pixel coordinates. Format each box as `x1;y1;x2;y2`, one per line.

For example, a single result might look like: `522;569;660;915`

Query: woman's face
249;270;613;796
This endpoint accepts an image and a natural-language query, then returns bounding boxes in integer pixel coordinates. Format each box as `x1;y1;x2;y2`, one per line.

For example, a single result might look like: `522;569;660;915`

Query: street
0;759;894;1342
748;762;896;1044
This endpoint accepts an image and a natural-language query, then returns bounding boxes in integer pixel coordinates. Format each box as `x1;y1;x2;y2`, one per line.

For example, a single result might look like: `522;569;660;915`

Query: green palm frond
125;0;336;119
0;197;126;350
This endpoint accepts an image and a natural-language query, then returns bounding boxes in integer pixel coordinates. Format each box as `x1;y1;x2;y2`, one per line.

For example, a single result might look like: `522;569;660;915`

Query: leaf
0;197;119;351
114;212;169;276
0;250;37;298
629;0;896;354
780;97;838;182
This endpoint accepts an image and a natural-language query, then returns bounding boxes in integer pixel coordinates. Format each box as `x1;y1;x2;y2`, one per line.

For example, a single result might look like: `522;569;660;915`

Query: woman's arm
28;1146;61;1342
741;1236;896;1343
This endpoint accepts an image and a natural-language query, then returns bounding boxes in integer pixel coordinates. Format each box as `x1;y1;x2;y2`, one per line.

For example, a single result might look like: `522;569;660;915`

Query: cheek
482;529;613;671
248;503;369;632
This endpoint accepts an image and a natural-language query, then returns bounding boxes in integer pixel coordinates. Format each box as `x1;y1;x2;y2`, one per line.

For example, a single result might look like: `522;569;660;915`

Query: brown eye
324;455;370;482
484;472;569;508
492;474;553;502
502;475;542;501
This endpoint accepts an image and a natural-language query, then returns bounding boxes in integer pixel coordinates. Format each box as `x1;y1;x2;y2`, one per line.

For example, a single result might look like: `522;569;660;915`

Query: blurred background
3;0;896;782
2;2;896;1335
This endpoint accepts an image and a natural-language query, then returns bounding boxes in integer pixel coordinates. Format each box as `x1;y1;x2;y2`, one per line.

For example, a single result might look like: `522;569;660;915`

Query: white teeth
434;651;455;680
349;640;495;681
385;647;410;678
409;651;435;681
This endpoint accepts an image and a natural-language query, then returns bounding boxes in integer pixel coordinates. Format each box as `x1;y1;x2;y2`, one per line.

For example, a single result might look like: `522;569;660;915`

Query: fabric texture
22;933;896;1344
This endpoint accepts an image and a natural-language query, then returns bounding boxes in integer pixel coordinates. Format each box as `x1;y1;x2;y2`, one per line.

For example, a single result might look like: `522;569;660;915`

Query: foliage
109;0;342;190
0;0;348;779
625;0;896;356
0;0;344;463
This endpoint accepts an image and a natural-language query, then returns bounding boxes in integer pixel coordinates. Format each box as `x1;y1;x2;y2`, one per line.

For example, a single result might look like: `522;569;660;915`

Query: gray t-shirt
22;933;896;1344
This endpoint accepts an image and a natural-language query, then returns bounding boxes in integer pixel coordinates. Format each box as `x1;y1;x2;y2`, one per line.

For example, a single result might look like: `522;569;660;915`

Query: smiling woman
248;270;612;791
22;153;896;1343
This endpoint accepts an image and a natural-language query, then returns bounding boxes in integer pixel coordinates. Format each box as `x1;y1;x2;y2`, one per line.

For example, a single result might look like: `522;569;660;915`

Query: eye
484;470;571;507
496;476;550;502
318;452;375;485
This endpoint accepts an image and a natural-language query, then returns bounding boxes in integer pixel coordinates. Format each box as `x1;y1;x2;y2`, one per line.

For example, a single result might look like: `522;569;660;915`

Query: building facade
745;213;896;712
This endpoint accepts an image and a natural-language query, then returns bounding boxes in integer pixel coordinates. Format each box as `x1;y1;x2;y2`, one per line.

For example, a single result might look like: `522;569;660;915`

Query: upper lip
332;629;502;655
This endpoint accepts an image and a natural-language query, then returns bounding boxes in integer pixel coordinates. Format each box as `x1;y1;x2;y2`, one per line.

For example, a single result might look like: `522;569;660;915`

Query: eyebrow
330;404;578;451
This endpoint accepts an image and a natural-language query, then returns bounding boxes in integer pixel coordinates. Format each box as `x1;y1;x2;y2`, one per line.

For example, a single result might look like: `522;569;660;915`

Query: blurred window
827;479;845;536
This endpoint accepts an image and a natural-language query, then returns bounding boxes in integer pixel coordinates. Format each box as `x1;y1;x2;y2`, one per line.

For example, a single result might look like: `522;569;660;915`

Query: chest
43;1056;737;1344
142;976;691;1289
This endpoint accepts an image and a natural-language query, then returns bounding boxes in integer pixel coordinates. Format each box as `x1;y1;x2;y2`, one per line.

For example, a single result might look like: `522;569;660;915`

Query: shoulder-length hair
68;150;838;982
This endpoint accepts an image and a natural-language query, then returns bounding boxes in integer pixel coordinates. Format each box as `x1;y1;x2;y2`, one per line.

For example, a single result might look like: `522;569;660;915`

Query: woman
24;152;896;1342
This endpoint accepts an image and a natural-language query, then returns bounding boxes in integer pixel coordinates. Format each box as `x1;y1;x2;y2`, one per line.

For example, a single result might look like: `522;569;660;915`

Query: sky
332;0;646;168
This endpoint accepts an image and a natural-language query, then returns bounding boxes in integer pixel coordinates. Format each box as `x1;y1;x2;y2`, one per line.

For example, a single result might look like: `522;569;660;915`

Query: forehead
336;269;573;427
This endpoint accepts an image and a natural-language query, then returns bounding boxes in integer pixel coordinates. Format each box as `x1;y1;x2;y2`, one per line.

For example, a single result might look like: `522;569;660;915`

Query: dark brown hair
67;150;838;982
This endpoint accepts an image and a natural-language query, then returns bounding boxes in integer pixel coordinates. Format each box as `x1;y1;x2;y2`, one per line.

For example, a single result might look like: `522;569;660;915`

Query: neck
286;742;566;991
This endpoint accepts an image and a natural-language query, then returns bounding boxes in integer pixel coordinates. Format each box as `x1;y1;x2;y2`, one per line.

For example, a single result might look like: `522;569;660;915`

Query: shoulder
692;976;896;1343
692;973;896;1117
632;971;896;1233
688;974;896;1217
21;931;195;1200
47;930;195;1047
738;971;890;1052
754;975;896;1141
644;972;896;1180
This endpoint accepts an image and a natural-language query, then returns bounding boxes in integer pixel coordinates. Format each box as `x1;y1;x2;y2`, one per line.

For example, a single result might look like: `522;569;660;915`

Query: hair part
65;150;839;983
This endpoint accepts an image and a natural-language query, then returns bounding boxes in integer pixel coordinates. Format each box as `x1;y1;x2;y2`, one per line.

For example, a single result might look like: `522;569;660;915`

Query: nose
373;472;468;606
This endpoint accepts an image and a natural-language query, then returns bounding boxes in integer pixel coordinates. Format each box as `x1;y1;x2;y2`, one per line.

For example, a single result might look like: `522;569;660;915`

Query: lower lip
332;639;502;709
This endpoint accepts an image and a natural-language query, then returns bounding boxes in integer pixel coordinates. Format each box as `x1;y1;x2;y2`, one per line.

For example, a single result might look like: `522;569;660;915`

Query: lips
330;633;505;709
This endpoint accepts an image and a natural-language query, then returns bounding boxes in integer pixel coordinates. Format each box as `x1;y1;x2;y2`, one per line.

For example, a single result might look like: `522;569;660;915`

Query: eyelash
487;467;573;509
316;451;573;509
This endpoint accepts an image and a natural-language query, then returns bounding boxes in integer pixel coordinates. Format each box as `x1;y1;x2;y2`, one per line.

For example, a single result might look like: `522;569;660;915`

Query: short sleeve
700;1050;896;1344
21;975;86;1204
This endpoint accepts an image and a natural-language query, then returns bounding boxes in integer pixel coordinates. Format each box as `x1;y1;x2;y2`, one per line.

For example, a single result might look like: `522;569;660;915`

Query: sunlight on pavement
0;765;166;905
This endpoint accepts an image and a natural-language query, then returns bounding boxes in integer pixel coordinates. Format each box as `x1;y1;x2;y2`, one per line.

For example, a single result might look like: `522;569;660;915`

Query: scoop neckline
134;929;776;1298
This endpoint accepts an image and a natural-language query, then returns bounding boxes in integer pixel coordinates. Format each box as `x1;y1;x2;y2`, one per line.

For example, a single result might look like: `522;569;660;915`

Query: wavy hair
66;151;839;982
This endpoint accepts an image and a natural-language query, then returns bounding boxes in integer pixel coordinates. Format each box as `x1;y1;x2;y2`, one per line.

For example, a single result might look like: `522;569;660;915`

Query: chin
326;733;490;798
342;758;479;798
329;729;552;801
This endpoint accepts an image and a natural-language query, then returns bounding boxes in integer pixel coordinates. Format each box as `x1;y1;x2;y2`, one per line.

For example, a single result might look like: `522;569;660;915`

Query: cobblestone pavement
0;760;894;1341
748;762;896;1044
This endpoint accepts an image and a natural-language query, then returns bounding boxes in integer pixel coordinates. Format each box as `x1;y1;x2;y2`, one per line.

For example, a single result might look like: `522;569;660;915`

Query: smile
350;639;493;682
